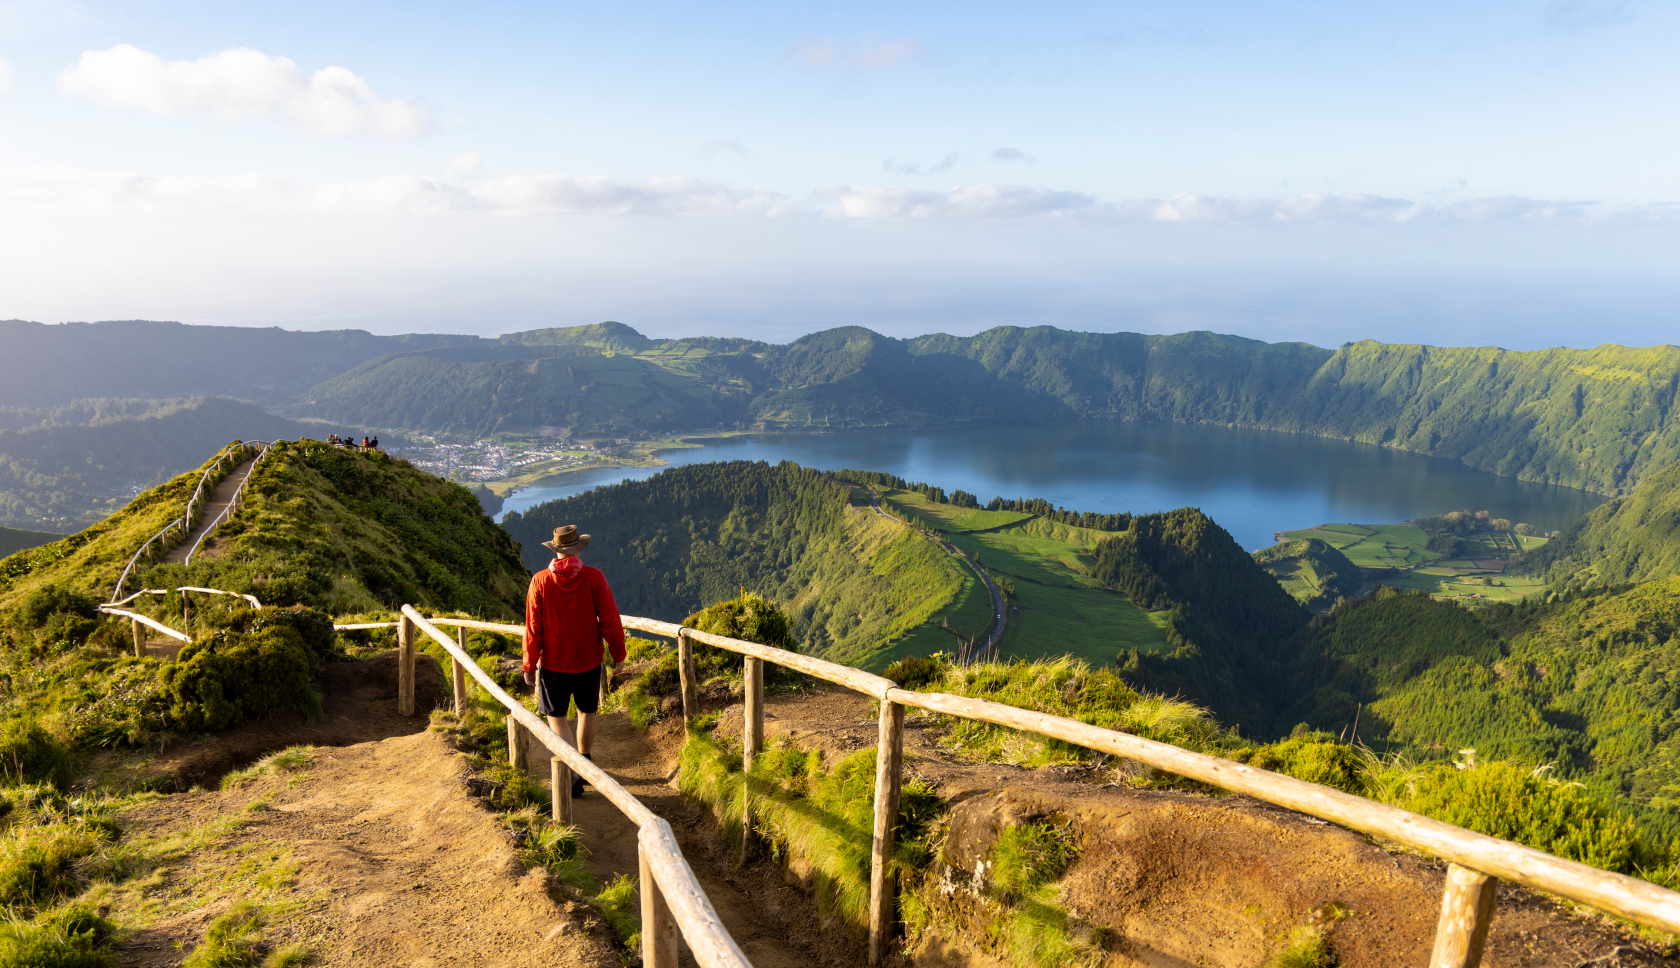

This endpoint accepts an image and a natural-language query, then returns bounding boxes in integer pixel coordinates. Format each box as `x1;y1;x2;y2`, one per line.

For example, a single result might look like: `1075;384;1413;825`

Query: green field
1279;522;1438;570
877;488;1035;532
879;490;1170;665
1279;520;1552;605
1378;568;1548;604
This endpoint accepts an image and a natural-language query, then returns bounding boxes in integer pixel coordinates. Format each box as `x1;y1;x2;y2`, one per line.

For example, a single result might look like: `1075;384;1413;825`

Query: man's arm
594;572;627;665
523;577;545;676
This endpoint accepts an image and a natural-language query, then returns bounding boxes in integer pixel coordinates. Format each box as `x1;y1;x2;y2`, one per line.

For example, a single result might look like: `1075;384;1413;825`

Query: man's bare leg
577;712;596;756
546;713;596;756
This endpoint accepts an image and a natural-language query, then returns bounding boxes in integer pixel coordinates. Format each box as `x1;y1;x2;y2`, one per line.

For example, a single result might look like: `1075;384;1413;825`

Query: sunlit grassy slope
878;488;1171;666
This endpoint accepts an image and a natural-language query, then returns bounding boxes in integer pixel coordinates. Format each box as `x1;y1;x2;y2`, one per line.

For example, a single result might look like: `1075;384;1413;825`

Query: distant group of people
327;433;378;451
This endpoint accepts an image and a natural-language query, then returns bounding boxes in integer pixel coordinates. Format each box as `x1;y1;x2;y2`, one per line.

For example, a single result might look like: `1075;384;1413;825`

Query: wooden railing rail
185;441;283;565
395;607;750;968
110;440;276;601
353;609;1680;967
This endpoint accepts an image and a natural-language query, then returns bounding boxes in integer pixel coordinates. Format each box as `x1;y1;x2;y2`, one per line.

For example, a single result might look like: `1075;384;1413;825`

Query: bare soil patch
115;729;619;968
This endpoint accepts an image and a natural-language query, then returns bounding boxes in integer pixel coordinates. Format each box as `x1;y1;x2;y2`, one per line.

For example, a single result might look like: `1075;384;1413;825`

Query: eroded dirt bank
616;684;1678;968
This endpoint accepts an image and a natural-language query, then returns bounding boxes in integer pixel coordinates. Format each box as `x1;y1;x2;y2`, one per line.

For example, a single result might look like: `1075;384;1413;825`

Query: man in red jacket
523;524;626;798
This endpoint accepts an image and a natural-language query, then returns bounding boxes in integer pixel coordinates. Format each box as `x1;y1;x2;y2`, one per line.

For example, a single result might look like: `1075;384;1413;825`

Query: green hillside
504;461;1307;722
1;440;526;619
0;397;354;529
0;318;476;407
501;461;969;667
1519;460;1680;592
15;319;1680;496
0;525;61;559
1253;538;1362;611
290;351;747;436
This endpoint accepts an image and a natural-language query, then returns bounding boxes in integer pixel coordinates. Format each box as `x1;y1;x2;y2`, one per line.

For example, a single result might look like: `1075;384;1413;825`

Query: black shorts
536;665;601;716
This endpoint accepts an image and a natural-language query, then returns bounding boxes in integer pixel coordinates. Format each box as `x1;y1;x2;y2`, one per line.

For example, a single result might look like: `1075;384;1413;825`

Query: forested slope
501;461;968;665
0;397;346;529
1518;460;1680;591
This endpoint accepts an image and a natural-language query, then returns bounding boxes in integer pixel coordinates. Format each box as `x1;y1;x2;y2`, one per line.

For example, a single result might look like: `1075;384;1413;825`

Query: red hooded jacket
523;557;627;674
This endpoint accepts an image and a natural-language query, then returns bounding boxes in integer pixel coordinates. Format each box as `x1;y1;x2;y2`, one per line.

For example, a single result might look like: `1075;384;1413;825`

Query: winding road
864;487;1005;659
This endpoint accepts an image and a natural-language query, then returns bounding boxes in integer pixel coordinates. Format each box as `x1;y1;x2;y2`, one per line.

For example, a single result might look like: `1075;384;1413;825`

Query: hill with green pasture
1253;538;1362;611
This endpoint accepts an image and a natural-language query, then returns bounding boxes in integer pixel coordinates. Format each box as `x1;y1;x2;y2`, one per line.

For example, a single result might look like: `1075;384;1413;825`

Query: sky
1;0;1677;348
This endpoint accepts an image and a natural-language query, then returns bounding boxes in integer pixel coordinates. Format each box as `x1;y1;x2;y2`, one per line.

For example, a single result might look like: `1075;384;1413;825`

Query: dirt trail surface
163;457;256;564
555;710;834;968
117;729;620;968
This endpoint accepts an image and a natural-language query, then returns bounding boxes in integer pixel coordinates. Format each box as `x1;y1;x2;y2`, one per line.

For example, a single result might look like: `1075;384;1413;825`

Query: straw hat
541;524;591;556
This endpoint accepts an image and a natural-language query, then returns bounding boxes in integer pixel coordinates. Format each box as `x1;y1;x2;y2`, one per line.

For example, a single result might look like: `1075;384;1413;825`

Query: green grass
995;580;1170;665
877;489;1034;533
1280;523;1437;570
1379;569;1548;604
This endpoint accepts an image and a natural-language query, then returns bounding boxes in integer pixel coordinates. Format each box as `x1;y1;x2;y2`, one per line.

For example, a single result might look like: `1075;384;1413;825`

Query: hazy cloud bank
1;165;1674;225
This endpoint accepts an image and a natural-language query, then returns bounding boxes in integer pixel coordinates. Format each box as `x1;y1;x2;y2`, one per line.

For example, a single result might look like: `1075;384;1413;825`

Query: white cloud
819;184;1097;218
990;148;1032;163
882;153;960;176
698;138;748;157
0;166;1667;227
443;152;483;181
58;44;431;139
783;35;926;70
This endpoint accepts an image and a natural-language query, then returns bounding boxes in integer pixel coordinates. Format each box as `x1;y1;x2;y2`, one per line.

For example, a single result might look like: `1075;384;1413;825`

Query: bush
15;586;97;629
0;826;105;908
882;654;949;692
0;902;119;968
683;592;802;686
162;609;330;733
1231;733;1368;796
0;719;70;787
1403;757;1650;873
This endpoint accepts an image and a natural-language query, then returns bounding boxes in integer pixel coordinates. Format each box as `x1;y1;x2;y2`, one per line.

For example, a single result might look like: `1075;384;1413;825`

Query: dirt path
118;730;620;968
571;712;826;968
164;457;256;565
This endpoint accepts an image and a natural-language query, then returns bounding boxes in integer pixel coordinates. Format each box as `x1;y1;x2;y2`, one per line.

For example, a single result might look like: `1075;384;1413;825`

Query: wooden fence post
509;716;528;772
452;627;469;716
552;756;572;825
677;629;698;726
1430;864;1498;968
743;657;764;769
741;655;765;860
397;613;416;716
130;617;144;658
868;699;905;965
181;590;191;635
639;834;679;968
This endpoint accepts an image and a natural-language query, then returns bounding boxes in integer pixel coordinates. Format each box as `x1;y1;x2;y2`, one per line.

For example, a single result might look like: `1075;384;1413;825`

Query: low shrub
937;657;1229;768
0;902;120;968
162;609;331;732
683;592;804;688
0;719;70;787
183;901;267;968
1231;731;1368;797
0;825;107;908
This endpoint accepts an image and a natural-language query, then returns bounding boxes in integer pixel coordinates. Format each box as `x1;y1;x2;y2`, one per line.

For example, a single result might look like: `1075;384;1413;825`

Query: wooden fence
109;440;281;601
359;608;1680;968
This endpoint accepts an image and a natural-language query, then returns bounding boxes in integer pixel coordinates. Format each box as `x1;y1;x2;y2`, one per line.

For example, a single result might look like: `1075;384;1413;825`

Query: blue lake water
497;422;1606;551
